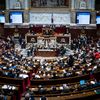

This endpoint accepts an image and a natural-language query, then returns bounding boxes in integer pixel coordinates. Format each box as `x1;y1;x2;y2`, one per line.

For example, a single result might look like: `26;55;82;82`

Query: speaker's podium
35;49;57;57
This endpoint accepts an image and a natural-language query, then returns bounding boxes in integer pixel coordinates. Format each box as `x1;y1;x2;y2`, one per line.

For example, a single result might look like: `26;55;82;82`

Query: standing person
13;28;19;40
19;34;23;45
21;40;26;49
67;55;74;67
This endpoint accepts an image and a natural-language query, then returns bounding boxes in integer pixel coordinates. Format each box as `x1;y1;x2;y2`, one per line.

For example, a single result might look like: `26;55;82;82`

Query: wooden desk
35;50;57;57
31;71;100;86
0;76;26;92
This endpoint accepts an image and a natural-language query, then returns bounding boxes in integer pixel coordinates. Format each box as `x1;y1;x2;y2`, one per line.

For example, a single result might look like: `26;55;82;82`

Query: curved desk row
31;71;100;85
22;87;100;100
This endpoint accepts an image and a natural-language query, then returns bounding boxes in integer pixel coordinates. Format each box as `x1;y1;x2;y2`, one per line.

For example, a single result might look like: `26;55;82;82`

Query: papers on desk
2;85;16;90
38;49;53;51
90;81;95;85
19;74;28;78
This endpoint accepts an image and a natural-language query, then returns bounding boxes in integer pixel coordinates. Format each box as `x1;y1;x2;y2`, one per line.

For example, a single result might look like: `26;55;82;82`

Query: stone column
24;0;29;10
6;0;9;10
88;0;95;10
71;0;75;9
5;10;9;23
91;11;96;24
70;11;76;23
24;10;29;23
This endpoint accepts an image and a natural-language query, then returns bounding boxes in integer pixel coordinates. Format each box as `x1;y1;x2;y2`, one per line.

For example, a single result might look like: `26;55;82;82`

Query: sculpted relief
31;0;69;7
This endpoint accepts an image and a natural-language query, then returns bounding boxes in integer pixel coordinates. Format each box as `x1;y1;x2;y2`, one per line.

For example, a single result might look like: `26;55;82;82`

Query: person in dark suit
67;55;74;67
40;96;47;100
44;29;49;35
19;34;22;45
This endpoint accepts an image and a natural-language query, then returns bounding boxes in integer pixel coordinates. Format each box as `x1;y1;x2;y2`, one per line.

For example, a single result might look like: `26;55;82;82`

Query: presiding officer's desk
35;49;57;57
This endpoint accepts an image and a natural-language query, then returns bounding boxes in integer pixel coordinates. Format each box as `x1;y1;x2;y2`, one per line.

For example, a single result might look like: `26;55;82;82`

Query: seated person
43;29;52;35
8;70;15;78
40;96;47;100
31;30;36;35
38;85;46;94
26;30;31;35
25;92;30;100
0;93;4;100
